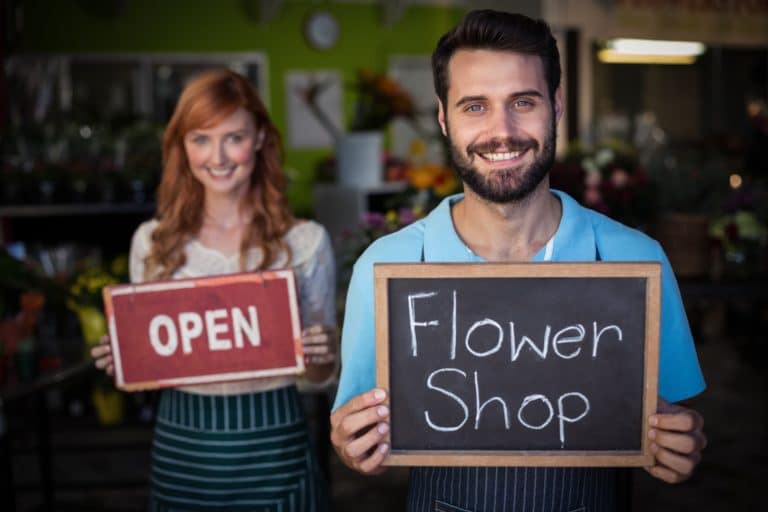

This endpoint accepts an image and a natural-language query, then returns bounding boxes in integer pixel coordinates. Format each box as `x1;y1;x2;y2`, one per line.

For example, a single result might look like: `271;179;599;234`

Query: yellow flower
407;164;440;190
408;139;427;159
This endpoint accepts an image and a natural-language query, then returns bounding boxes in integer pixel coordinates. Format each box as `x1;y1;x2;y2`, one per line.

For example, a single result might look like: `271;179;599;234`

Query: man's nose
488;107;516;138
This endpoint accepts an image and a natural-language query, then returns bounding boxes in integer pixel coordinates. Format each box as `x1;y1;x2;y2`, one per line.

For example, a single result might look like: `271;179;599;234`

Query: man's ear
437;99;447;137
554;86;564;124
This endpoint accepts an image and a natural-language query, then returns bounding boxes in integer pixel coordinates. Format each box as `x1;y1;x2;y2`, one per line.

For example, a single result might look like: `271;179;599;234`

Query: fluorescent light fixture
599;38;706;64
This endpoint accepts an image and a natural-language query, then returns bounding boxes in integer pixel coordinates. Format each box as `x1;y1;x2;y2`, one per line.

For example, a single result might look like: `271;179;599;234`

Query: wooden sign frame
374;262;660;467
103;270;304;391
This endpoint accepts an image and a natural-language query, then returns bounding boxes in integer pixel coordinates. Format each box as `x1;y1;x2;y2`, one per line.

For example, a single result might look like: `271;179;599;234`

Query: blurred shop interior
1;0;767;510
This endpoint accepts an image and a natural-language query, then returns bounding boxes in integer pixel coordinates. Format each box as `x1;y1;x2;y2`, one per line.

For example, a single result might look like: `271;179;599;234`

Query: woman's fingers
301;325;338;365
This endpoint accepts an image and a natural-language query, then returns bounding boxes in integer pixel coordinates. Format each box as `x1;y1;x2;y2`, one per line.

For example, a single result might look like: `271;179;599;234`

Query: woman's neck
202;194;249;230
197;194;251;256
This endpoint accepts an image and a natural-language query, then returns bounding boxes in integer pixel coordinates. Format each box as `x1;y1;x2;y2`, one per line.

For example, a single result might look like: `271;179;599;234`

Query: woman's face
183;107;263;200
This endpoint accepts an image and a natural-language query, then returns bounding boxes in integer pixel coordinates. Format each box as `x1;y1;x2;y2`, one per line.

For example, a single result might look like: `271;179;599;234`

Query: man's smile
478;149;527;163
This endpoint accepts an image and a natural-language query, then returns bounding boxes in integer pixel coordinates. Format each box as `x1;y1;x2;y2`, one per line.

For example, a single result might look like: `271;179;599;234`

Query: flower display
338;208;423;274
66;255;128;346
550;140;656;228
300;69;417;140
709;210;767;269
349;69;416;132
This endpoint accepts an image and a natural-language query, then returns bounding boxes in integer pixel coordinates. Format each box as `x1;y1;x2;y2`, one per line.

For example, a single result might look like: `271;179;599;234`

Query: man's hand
330;389;390;475
90;334;114;376
645;398;707;484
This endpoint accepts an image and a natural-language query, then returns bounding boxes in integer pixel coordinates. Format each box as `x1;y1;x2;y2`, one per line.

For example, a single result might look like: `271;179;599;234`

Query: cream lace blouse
128;219;336;395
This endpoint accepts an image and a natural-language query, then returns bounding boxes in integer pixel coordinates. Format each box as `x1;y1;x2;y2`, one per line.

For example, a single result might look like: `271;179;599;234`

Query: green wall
19;0;464;215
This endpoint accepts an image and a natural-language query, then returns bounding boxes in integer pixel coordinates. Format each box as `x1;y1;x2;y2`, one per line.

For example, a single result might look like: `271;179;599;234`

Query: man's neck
451;181;562;262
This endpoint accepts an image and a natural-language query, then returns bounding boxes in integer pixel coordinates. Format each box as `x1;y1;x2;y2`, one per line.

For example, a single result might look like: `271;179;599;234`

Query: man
331;10;706;511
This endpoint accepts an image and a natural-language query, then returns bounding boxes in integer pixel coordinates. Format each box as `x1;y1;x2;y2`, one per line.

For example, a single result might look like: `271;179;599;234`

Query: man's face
438;49;562;203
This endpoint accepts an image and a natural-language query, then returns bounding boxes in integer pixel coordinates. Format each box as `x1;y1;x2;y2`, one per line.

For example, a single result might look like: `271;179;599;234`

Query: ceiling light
599;38;706;65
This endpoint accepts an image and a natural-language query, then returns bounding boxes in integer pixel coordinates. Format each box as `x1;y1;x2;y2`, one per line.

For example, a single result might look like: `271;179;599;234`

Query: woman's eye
190;135;208;145
228;134;244;143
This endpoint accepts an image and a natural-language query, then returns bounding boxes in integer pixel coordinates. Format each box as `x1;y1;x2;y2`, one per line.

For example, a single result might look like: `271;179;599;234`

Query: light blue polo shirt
333;190;705;410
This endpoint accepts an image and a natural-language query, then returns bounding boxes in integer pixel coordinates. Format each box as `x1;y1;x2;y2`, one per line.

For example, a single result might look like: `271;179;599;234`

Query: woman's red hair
145;69;294;280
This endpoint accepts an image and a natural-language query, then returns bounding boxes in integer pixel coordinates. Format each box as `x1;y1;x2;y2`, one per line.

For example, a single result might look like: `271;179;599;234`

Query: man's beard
447;118;556;204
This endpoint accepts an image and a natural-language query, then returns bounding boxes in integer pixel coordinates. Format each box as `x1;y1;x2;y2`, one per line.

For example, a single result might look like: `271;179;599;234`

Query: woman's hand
301;324;338;366
301;324;338;384
90;334;115;376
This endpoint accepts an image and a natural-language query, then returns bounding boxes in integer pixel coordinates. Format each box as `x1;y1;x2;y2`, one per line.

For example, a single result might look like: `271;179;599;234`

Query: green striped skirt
149;385;329;512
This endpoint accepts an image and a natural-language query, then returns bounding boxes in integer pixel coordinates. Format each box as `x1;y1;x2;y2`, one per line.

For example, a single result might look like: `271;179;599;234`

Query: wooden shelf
0;203;155;218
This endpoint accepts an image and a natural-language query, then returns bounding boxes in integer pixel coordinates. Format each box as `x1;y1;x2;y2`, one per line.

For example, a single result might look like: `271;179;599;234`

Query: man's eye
465;104;484;112
514;99;533;108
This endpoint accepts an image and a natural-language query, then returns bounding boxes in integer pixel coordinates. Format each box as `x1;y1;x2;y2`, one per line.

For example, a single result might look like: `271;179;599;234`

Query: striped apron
408;239;632;511
149;386;329;512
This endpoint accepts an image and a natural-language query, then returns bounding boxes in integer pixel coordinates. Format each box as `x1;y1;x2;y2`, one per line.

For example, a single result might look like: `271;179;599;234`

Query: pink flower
584;186;602;206
585;171;602;187
610;168;630;189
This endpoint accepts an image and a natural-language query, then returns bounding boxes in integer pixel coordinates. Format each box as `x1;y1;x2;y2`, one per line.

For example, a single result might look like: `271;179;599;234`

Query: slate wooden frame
374;262;661;467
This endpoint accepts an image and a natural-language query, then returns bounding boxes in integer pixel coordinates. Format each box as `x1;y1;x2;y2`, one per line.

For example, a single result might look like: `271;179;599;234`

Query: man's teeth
208;167;235;177
482;151;521;161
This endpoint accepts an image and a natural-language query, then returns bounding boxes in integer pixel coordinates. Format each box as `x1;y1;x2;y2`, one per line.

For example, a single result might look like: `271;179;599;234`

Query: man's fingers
357;442;390;474
331;389;387;430
649;429;705;455
650;410;703;433
345;422;390;460
337;404;389;443
651;443;699;479
644;464;685;484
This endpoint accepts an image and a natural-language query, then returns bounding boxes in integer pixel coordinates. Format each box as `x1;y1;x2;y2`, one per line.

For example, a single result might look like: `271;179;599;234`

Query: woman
92;69;336;511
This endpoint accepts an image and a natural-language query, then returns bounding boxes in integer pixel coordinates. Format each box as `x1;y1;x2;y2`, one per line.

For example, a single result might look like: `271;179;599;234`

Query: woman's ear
254;130;266;152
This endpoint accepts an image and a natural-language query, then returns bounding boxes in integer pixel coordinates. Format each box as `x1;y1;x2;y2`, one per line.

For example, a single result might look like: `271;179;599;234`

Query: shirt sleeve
332;255;377;410
656;242;706;402
128;222;153;284
296;225;336;328
294;224;338;392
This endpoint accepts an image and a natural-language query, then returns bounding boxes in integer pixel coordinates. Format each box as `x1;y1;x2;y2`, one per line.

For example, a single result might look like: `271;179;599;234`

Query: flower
66;255;128;347
550;140;656;228
338;207;424;275
300;70;417;141
350;70;416;132
709;211;768;254
68;267;119;310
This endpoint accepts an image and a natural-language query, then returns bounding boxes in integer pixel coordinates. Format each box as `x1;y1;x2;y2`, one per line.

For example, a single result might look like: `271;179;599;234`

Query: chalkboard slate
374;263;660;467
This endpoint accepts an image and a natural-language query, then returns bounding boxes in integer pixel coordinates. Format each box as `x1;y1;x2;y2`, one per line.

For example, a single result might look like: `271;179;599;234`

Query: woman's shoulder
129;218;159;254
285;220;331;262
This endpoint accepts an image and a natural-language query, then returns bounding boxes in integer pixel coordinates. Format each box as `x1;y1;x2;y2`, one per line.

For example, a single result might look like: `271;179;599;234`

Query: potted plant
302;69;417;188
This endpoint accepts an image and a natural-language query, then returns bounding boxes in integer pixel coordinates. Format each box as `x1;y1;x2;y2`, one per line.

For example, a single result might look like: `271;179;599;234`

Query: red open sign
102;271;304;391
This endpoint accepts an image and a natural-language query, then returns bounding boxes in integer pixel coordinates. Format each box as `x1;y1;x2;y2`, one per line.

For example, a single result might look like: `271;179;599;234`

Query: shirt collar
422;189;597;263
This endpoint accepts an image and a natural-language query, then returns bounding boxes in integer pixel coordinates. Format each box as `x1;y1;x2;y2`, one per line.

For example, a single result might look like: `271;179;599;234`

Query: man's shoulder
355;220;426;268
581;206;662;260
